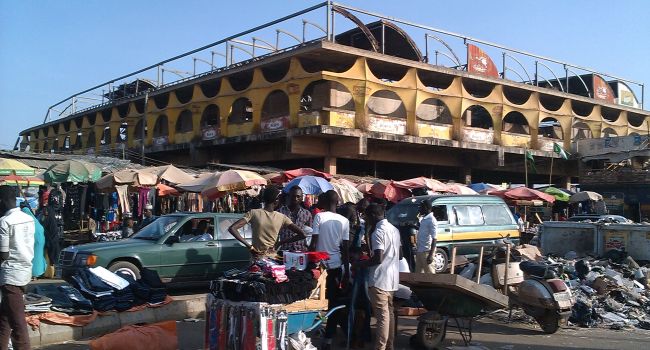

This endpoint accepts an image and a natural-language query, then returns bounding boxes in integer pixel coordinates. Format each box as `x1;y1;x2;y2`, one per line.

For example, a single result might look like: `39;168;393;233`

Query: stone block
153;301;188;322
82;313;121;338
27;325;41;348
184;298;207;318
39;323;83;346
118;308;156;326
177;319;205;350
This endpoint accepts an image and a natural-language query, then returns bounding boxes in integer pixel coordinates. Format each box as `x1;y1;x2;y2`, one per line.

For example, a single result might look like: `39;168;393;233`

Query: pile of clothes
555;250;650;330
65;266;167;312
29;284;94;315
211;256;322;305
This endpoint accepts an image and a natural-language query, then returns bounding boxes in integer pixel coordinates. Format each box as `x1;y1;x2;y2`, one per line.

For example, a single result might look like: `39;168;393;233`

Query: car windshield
132;216;181;240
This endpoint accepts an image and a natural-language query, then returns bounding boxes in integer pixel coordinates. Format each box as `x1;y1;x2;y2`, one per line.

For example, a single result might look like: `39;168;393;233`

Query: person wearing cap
137;204;156;232
121;213;134;239
228;186;307;260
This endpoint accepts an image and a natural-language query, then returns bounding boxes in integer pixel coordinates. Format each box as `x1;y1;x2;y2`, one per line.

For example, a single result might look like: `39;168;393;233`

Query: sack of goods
211;254;328;304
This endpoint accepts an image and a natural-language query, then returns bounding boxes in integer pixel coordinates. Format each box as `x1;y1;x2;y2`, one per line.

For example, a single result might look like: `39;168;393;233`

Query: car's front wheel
108;260;141;280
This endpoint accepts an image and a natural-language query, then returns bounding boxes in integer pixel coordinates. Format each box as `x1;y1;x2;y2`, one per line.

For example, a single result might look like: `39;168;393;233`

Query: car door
432;204;452;244
159;215;220;282
213;214;251;278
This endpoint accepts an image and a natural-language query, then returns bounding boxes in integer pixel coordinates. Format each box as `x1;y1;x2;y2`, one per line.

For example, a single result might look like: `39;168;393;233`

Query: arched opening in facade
63;136;71;151
628;112;646;128
52;139;60;153
539;117;563;139
228;98;253;124
134;119;147;141
572;100;594;117
539;94;565;112
153;93;169;110
74;133;83;150
73;117;83;129
134;99;146;114
43;141;49;153
367;59;408;82
503;86;532;105
153;115;169;138
228;70;254;91
199;79;221;98
601;106;620;123
200;104;220;140
416;98;452;124
463;105;493;129
87;114;96;126
417;70;455;92
100;127;111;145
175;110;194;133
502;111;530;134
367;90;406;118
87;131;96;148
117;103;129;118
262;90;290;120
262;61;290;83
63;120;71;132
298;56;357;74
602;127;618;137
175;86;193;104
300;80;355;113
462;79;495;99
101;109;112;123
571;121;593;140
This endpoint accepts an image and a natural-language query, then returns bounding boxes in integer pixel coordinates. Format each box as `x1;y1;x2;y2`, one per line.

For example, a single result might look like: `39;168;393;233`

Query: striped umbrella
0;174;45;187
0;158;36;176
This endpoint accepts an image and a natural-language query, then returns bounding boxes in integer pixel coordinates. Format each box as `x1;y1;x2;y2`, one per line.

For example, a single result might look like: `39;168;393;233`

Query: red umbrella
356;183;374;194
393;177;448;192
370;181;411;203
271;168;332;184
502;187;555;203
157;183;180;197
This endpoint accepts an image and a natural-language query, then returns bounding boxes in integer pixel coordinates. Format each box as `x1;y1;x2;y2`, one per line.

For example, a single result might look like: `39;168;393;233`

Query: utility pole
141;91;148;166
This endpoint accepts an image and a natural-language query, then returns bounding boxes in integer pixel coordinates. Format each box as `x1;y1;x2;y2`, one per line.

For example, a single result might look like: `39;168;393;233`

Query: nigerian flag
525;149;536;173
553;142;570;160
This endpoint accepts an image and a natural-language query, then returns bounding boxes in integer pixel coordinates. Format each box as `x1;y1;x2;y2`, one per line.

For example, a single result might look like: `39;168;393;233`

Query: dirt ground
38;314;650;350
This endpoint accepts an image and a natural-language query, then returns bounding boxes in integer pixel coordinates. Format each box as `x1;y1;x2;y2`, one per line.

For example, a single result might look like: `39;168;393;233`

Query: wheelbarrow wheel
415;319;445;349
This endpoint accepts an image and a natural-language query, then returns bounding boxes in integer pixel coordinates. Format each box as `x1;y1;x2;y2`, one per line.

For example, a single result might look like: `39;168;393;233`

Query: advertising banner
616;82;640;108
467;44;499;78
592;74;616;103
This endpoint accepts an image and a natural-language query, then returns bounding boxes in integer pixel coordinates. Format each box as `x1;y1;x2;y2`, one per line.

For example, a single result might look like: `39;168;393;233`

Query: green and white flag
525;150;536;173
553;142;570;160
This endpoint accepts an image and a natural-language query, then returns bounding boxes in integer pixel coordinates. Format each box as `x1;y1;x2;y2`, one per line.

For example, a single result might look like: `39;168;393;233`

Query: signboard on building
201;126;219;140
368;116;406;134
261;116;290;133
467;44;499;78
576;134;649;157
615;82;640;108
592;74;616;103
602;192;625;214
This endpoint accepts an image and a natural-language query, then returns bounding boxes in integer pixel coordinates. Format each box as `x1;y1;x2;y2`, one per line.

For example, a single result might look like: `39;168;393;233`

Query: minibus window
432;205;449;223
454;205;485;225
482;205;516;225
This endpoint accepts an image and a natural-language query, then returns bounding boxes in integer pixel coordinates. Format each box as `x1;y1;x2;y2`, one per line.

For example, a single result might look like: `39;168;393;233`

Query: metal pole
156;66;161;87
502;52;506;79
503;245;511;295
524;148;529;188
141;91;148;166
565;65;569;94
476;246;484;283
161;69;165;86
326;0;331;40
642;84;645;109
302;21;307;42
211;52;214;69
549;155;554;186
435;51;439;65
193;58;197;75
424;34;429;63
381;22;385;54
330;4;335;41
535;61;539;86
450;246;457;274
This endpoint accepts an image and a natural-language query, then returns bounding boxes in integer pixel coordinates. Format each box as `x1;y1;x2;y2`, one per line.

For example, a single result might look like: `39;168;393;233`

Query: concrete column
460;167;472;185
324;156;337;175
561;176;572;190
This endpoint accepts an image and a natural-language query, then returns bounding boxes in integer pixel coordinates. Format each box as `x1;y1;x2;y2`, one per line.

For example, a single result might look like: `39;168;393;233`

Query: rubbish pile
552;250;650;330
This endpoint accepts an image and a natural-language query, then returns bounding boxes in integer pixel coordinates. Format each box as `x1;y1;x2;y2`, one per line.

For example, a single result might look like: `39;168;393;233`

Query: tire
415;319;445;349
433;248;449;273
537;312;560;334
108;260;141;280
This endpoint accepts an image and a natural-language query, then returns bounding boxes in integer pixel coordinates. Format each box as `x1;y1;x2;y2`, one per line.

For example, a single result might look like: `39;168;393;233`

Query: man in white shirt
353;203;401;350
0;185;36;350
309;190;349;349
415;200;438;274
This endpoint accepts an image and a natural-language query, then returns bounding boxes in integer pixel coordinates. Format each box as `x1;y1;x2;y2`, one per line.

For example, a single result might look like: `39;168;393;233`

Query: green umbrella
44;160;102;183
543;187;571;202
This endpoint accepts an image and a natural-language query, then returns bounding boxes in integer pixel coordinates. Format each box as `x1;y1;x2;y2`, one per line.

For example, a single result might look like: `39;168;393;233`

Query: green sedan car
57;212;252;283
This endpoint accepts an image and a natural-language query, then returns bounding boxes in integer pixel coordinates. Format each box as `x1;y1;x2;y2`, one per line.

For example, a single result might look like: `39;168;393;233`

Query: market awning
370;181;411;203
157;183;180;197
95;169;158;191
393;177;447;192
445;184;479;195
175;172;221;193
569;191;603;203
498;187;556;203
270;168;332;184
44;160;102;183
0;158;36;176
140;165;195;185
543;187;571;202
202;169;267;198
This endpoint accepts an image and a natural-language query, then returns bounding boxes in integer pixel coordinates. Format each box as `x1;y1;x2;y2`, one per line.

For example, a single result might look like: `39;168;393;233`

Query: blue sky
1;0;648;149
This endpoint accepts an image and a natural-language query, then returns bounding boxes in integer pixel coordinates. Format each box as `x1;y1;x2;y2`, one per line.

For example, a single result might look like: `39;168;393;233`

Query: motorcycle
490;239;575;334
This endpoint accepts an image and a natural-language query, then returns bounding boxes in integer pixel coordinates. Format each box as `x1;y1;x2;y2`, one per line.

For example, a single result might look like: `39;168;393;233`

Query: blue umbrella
283;175;334;195
469;182;495;193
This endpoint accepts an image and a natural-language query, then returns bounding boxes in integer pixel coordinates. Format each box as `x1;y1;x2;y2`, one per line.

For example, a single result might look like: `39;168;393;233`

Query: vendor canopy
445;183;479;195
393;177;447;192
95;169;157;191
270;168;332;184
202;169;267;198
569;191;603;203
495;187;556;203
283;175;334;195
0;174;44;187
0;158;36;176
44;160;101;183
543;187;571;202
175;172;221;193
370;181;412;203
140;165;194;185
330;178;364;204
469;182;503;194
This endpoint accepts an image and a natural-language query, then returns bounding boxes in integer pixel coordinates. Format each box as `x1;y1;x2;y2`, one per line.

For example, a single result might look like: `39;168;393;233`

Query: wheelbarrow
400;272;509;349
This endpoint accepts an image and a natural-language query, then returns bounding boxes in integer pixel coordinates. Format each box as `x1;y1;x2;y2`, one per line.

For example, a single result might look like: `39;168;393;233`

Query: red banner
592;74;616;103
467;44;499;78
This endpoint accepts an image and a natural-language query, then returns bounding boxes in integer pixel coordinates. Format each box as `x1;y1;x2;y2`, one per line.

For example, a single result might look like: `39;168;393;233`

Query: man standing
277;186;312;251
0;185;36;350
415;201;438;274
309;190;349;349
138;204;156;231
354;203;401;350
228;186;306;260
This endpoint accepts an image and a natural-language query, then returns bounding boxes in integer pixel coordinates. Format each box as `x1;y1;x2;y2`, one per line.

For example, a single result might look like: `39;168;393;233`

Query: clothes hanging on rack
115;185;130;215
